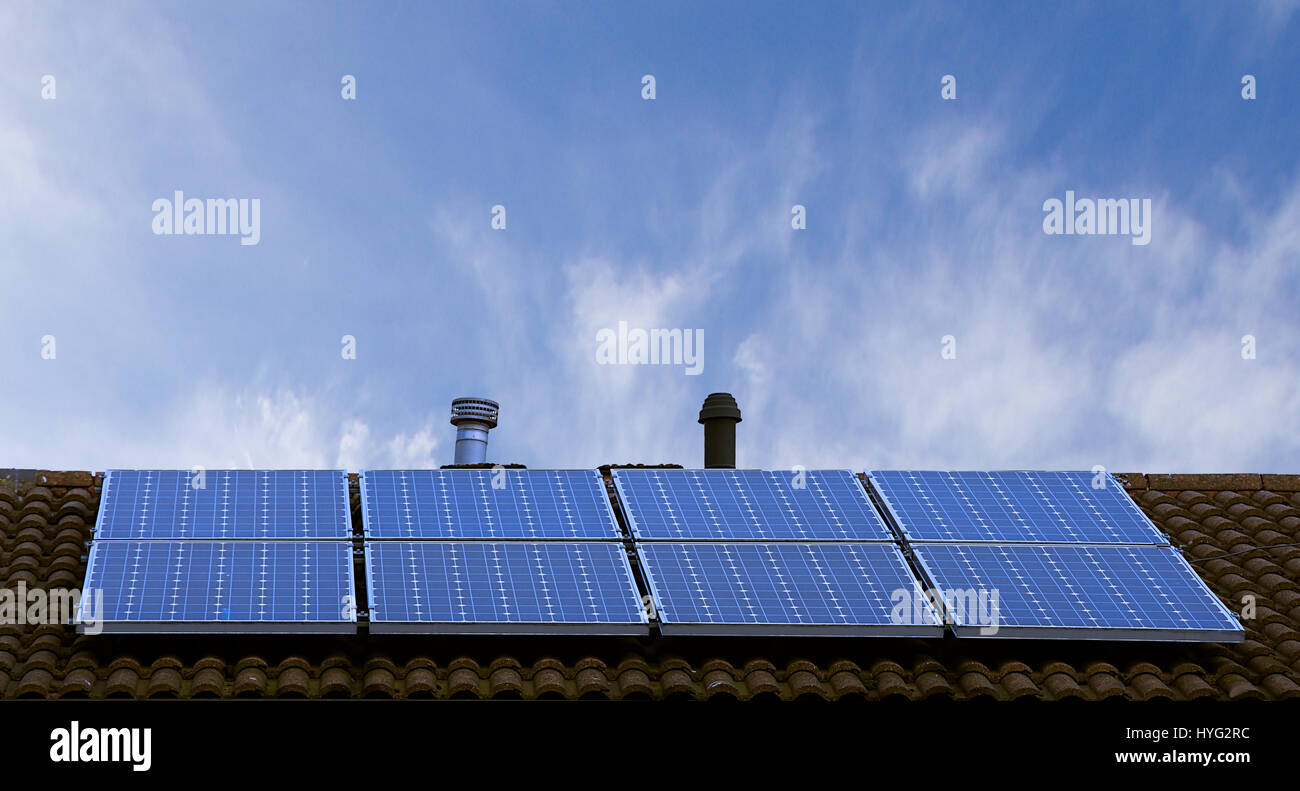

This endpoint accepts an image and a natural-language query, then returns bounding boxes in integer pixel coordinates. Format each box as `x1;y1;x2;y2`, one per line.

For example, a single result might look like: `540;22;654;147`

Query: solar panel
910;543;1242;641
361;469;621;540
613;469;892;541
868;470;1167;545
365;541;648;634
79;541;357;633
636;542;942;636
94;470;351;540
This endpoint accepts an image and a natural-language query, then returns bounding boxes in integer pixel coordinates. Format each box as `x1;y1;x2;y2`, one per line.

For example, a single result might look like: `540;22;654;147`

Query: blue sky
3;1;1298;472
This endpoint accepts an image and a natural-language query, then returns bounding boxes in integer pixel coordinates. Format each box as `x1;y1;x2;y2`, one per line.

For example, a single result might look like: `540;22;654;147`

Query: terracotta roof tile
742;666;781;698
319;667;354;698
191;666;226;697
702;668;741;699
147;667;183;698
1220;674;1265;700
58;667;96;698
1042;671;1087;700
788;668;829;700
1087;672;1128;700
957;669;1001;699
106;666;142;697
613;666;654;699
1000;671;1041;699
533;666;569;698
1172;673;1216;699
234;666;268;697
914;670;954;699
1260;673;1300;699
829;668;868;699
363;668;397;698
275;666;312;697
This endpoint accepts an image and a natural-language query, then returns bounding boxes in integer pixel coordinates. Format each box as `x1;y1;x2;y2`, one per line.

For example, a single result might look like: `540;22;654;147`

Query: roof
2;470;1298;701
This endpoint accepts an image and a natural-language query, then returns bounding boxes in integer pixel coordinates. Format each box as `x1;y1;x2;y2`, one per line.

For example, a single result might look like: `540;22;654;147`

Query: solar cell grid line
611;468;893;541
365;541;649;634
360;469;623;540
78;540;357;634
909;543;1243;642
93;470;351;540
866;470;1168;545
635;542;943;636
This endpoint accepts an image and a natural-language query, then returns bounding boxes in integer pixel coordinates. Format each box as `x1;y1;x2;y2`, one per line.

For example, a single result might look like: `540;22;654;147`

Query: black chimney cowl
698;392;742;469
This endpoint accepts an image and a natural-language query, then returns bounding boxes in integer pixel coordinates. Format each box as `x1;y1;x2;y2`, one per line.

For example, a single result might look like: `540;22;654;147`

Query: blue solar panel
910;543;1242;641
365;541;648;634
361;469;621;540
80;541;356;633
636;542;942;636
868;470;1167;544
613;469;892;541
94;470;351;540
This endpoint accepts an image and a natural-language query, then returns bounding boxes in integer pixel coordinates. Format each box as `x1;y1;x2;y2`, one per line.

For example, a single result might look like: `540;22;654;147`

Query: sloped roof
2;470;1298;700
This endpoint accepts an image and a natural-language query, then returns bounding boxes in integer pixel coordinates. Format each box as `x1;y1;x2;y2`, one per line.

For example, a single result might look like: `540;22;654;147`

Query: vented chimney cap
698;392;742;424
450;397;499;428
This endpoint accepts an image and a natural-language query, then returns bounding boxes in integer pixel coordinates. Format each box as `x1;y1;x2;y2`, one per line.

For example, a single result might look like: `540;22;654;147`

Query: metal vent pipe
449;397;499;465
698;392;742;469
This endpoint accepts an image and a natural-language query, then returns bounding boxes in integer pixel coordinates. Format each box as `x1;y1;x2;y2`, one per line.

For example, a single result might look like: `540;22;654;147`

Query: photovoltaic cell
868;470;1167;545
80;541;356;633
636;542;942;636
94;470;351;540
365;541;648;634
361;469;621;540
910;543;1242;641
613;469;892;541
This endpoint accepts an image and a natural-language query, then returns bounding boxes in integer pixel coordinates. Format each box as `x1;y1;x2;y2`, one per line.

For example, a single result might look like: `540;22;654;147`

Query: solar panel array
868;470;1242;642
360;470;647;634
77;466;1241;642
613;469;940;635
81;470;356;634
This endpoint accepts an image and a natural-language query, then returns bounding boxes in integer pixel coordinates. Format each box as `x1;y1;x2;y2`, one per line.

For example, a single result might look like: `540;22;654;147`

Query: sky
2;1;1298;473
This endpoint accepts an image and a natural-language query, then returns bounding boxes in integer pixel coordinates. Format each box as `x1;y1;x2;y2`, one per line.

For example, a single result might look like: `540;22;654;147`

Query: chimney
698;392;742;469
449;397;499;465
